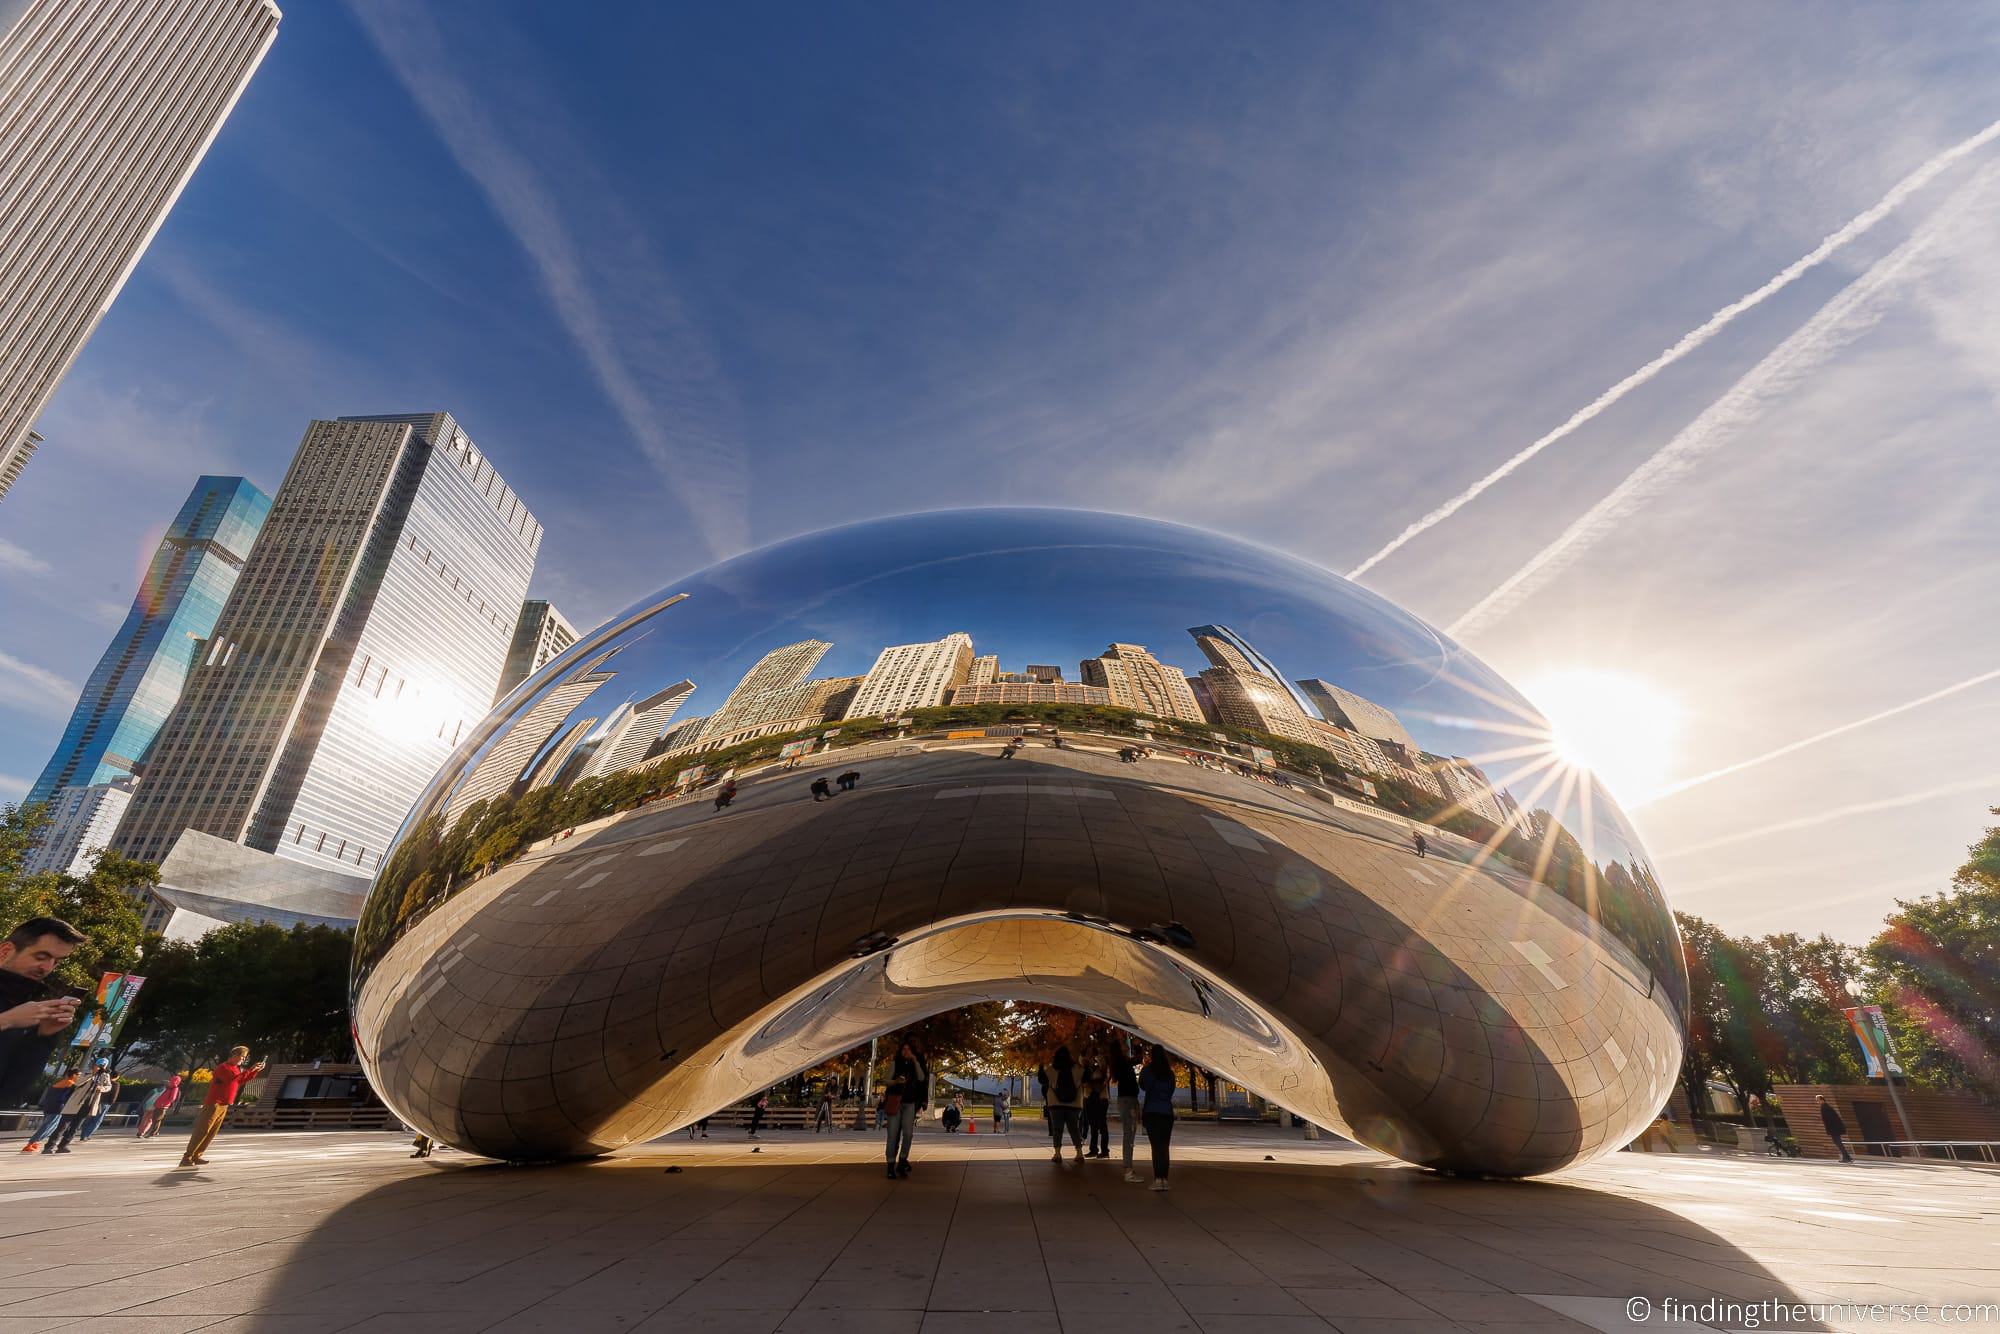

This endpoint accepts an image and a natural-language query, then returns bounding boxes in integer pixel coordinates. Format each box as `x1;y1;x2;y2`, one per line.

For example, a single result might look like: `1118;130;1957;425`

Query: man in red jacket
179;1046;265;1168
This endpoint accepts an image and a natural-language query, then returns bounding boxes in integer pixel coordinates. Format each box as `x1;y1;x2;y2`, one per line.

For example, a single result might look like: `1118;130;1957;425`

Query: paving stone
1;1124;1994;1334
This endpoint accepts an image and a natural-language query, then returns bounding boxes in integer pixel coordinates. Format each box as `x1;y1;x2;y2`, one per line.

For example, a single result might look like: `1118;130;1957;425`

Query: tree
1676;912;1774;1124
1755;932;1864;1087
1864;808;2000;1094
0;803;149;991
119;923;355;1072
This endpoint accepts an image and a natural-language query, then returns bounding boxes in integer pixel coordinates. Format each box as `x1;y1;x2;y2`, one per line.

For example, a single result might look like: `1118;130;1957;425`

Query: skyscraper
112;413;541;874
1188;624;1319;719
1296;679;1415;749
700;640;832;740
1078;643;1205;722
444;652;618;823
29;476;270;805
0;0;281;500
845;633;974;719
495;599;577;701
578;679;696;780
22;777;137;876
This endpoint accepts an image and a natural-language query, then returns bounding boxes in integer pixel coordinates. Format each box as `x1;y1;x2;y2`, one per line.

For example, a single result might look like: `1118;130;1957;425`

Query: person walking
1817;1095;1854;1163
884;1038;929;1179
943;1096;962;1133
45;1059;114;1154
1411;831;1428;859
1110;1037;1144;1182
810;776;834;802
0;917;85;1107
814;1088;834;1132
687;1116;710;1139
179;1046;266;1168
21;1069;76;1153
136;1074;182;1138
713;779;738;811
411;1134;436;1158
748;1093;769;1139
837;770;860;792
1040;1046;1085;1164
1139;1043;1178;1190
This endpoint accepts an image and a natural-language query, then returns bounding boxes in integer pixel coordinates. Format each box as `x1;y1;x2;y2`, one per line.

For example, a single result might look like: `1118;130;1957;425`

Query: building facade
22;777;137;876
28;476;270;804
577;679;697;780
700;640;833;741
1297;679;1416;750
950;682;1112;707
444;653;617;823
1077;643;1205;722
494;599;577;701
845;633;974;719
1187;624;1319;719
112;413;540;874
0;0;281;500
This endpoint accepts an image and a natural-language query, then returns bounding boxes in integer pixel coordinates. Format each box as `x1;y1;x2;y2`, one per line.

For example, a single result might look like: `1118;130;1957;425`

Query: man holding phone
180;1045;266;1168
0;917;86;1105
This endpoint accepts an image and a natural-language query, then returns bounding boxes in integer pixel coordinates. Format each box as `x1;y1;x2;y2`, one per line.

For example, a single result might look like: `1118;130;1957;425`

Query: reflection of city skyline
469;610;1533;837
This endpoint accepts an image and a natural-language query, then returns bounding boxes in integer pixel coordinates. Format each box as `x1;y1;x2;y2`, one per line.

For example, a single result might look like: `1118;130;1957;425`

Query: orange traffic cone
966;1119;977;1134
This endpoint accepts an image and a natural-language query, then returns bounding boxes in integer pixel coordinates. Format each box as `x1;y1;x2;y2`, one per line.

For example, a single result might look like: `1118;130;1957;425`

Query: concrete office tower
112;413;541;874
952;681;1111;707
695;675;862;752
1297;679;1415;750
578;679;696;780
845;633;974;719
22;777;137;876
0;0;281;501
1078;643;1205;722
495;599;577;700
967;655;999;687
28;476;270;805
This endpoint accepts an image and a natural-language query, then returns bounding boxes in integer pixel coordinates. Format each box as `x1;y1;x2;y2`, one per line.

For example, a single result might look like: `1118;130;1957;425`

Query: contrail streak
1656;776;2000;860
1345;117;2000;582
1637;667;2000;808
1659;774;2000;859
1446;163;1987;638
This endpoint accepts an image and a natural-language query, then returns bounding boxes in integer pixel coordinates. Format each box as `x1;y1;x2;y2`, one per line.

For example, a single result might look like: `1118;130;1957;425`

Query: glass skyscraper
28;476;270;805
111;413;541;875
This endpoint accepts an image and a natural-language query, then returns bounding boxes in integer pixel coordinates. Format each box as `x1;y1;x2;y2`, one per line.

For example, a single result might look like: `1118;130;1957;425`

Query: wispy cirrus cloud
0;648;78;719
0;537;50;578
344;0;749;560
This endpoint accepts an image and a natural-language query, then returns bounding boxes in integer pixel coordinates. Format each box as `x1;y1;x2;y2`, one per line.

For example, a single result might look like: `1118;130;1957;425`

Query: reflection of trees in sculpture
355;696;1684;991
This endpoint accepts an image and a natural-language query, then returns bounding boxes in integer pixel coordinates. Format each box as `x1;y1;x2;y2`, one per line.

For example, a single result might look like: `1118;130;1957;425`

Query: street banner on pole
1842;1004;1904;1079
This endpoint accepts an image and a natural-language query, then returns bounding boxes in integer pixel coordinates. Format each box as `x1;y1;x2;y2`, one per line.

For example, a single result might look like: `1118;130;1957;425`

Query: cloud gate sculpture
352;509;1685;1176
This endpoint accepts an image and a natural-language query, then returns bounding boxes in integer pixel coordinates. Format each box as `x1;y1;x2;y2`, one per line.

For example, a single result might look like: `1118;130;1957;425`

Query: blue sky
2;1;1996;941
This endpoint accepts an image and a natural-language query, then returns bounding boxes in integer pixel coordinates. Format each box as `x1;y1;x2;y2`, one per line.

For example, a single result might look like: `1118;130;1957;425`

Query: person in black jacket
884;1039;929;1179
0;918;85;1106
1817;1095;1854;1163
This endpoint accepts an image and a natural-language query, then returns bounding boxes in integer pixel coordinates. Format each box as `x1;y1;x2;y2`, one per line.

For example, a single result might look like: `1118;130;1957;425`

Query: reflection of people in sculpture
837;770;860;791
810;777;834;802
1411;831;1428;859
713;779;737;810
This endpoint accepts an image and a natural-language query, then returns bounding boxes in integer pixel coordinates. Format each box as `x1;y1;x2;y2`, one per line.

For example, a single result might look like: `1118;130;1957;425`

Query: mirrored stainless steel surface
352;508;1686;1176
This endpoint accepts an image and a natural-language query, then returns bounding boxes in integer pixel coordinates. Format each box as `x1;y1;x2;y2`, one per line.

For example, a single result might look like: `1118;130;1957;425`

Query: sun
1519;667;1686;807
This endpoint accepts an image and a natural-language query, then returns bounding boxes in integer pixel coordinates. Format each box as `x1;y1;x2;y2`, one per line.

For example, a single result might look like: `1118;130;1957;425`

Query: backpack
1054;1064;1077;1103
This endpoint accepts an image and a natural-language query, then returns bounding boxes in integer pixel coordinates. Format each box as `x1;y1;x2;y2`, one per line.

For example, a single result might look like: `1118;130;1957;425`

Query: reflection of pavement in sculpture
355;745;1679;1175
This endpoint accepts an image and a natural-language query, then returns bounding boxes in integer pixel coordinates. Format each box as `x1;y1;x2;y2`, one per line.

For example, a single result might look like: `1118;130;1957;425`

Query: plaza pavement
3;1123;1997;1333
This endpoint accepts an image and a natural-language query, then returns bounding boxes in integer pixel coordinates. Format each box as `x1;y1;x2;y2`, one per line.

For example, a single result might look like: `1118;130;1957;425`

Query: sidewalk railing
1851;1140;2000;1163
